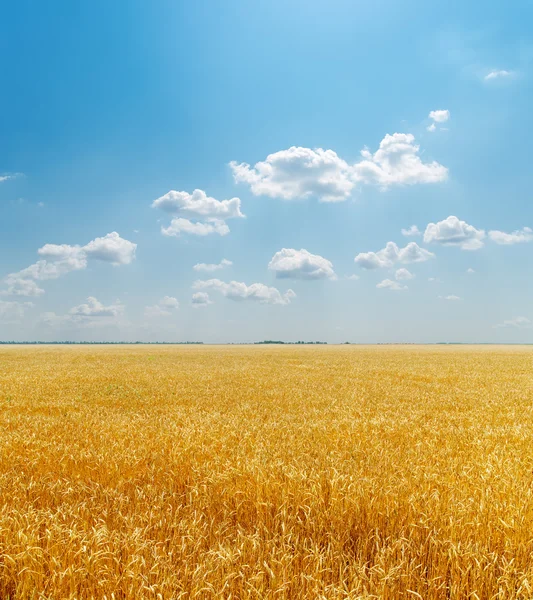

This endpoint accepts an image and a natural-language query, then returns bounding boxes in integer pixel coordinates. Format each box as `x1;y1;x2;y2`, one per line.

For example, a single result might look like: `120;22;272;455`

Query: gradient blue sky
1;0;532;342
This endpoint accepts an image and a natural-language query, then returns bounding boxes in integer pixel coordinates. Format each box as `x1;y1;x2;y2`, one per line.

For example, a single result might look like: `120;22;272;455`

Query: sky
1;0;533;343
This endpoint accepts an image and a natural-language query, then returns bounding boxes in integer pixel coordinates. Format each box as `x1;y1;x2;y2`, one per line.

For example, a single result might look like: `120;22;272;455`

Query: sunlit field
2;345;533;599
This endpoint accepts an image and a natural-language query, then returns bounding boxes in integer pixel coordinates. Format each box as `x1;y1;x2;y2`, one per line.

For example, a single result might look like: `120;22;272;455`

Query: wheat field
1;345;533;599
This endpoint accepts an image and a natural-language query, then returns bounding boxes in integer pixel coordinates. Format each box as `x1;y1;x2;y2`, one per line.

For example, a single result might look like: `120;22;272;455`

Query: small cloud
145;296;180;318
37;202;45;208
484;69;514;81
0;172;24;183
466;268;475;274
377;279;407;291
494;316;531;329
488;227;533;245
401;225;421;237
439;295;461;301
427;110;450;133
193;259;232;272
395;268;414;281
428;277;442;283
345;274;360;281
191;292;213;308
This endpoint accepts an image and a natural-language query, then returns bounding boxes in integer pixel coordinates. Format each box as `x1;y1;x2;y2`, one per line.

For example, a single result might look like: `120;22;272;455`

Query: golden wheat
1;345;533;599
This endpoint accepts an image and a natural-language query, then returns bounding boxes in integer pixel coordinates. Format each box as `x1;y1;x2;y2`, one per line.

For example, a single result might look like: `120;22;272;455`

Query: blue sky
1;0;533;342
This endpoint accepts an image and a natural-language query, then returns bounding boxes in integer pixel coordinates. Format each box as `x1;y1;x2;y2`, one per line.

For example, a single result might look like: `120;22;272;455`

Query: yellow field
1;345;533;599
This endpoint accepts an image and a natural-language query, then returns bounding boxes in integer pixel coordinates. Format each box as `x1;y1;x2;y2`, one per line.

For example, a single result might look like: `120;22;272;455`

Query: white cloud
153;189;244;237
424;216;485;250
426;123;436;133
43;297;124;328
152;189;243;219
429;110;450;123
0;173;22;183
346;274;360;281
0;300;33;323
83;232;137;265
191;292;212;308
484;70;514;81
401;225;421;237
440;295;461;301
193;279;296;305
2;232;136;297
494;316;531;329
354;241;434;269
354;133;448;188
428;277;442;283
70;297;124;318
230;147;354;202
2;277;45;297
467;268;475;274
488;227;533;245
230;133;447;201
161;218;230;237
145;296;180;318
376;279;407;291
395;268;414;281
193;259;233;272
268;248;336;280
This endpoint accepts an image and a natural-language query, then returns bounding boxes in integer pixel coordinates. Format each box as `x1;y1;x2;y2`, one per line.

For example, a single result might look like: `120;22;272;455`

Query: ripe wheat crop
1;345;533;599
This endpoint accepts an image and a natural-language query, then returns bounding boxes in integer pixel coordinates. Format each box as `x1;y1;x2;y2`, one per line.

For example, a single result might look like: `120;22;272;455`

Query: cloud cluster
152;189;244;237
423;216;485;250
268;248;336;280
230;133;447;202
193;259;233;272
145;296;180;318
193;279;296;305
354;241;434;269
3;232;136;297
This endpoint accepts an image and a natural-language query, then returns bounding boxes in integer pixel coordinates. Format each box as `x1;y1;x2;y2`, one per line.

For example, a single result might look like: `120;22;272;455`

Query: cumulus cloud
193;259;233;272
144;296;180;318
429;110;450;123
152;189;244;237
395;268;415;281
83;232;137;265
162;218;230;237
401;225;420;237
0;300;33;323
484;70;514;81
191;292;212;308
268;248;336;280
2;232;136;297
494;316;531;329
424;216;485;250
377;279;407;291
43;297;124;328
488;227;533;245
230;133;447;202
193;279;296;305
354;241;434;269
354;133;448;188
70;297;124;318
